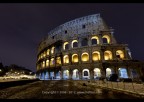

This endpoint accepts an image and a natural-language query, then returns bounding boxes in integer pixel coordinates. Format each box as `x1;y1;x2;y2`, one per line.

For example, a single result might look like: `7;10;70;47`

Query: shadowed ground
0;80;140;99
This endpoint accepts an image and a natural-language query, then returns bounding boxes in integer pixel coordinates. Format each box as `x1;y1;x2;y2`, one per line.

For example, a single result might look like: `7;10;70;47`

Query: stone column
69;69;72;80
90;69;94;80
112;48;116;60
126;65;131;78
79;69;82;80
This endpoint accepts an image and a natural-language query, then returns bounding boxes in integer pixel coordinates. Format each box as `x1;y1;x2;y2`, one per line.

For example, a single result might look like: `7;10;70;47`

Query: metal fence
78;80;144;98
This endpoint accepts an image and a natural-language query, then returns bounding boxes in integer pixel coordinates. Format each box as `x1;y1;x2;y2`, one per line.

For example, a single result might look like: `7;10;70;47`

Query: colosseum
36;14;144;81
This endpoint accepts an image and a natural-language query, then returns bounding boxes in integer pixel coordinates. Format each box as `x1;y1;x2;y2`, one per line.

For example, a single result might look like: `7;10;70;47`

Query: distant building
36;14;144;81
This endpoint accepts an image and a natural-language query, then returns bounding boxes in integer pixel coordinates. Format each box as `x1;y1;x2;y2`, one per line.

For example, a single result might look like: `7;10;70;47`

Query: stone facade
36;14;144;81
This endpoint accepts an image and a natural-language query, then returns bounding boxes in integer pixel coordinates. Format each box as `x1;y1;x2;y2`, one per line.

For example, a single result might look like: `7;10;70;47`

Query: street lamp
0;69;2;72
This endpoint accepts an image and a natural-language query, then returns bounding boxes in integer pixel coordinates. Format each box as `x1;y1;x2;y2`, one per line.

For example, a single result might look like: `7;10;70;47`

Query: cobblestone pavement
0;80;140;99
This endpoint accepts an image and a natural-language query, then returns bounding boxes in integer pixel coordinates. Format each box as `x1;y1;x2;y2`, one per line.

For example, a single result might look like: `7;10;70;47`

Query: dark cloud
0;3;143;72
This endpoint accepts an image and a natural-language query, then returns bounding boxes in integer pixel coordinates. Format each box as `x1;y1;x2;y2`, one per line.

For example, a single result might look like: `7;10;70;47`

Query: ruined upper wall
38;14;111;52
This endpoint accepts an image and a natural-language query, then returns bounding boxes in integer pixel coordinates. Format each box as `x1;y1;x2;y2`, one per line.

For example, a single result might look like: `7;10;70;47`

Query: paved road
0;80;139;99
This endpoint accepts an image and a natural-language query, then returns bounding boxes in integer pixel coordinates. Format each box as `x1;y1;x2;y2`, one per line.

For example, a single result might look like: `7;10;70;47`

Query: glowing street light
0;69;2;72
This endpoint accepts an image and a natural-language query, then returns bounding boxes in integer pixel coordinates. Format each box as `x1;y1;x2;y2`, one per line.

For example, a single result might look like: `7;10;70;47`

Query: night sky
0;3;144;72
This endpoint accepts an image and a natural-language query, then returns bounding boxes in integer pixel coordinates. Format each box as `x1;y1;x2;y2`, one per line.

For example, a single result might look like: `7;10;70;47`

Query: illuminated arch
41;53;43;59
116;50;124;59
72;69;79;79
42;61;45;68
81;52;89;62
51;47;55;54
72;54;78;63
71;40;78;48
102;35;110;44
46;60;49;67
47;49;50;55
91;36;99;45
63;70;69;79
92;51;100;61
106;68;112;77
104;50;113;60
118;68;128;78
56;57;61;65
82;69;90;79
50;58;54;66
63;55;69;64
94;68;101;79
43;51;46;58
63;42;69;50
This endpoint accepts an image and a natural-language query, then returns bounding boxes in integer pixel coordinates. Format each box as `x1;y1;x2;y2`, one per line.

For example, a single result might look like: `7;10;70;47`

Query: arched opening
72;54;78;63
63;70;69;79
130;69;138;79
72;40;78;48
45;72;49;80
50;72;54;80
116;50;124;59
56;57;61;65
106;68;113;77
51;47;55;54
81;38;88;46
46;60;49;67
63;55;69;64
50;58;54;66
94;68;101;79
41;72;45;80
92;51;100;61
102;35;110;44
72;69;79;80
104;50;112;60
82;69;90;79
63;42;69;50
43;51;46;58
118;68;128;78
81;52;89;62
47;49;50;55
41;53;43;59
56;71;61;79
42;61;45;68
91;36;99;45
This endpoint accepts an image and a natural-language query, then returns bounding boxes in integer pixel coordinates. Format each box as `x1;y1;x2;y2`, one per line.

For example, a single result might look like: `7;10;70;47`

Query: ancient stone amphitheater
36;14;144;81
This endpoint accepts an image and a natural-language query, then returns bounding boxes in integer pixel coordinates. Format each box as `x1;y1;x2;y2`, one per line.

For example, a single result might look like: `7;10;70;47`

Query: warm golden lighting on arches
43;51;46;57
116;50;124;59
47;49;50;55
41;53;43;59
71;40;78;48
104;50;112;60
92;51;100;61
46;60;49;67
50;58;54;66
42;61;45;68
91;36;99;44
102;35;110;44
81;52;89;62
63;55;69;64
56;57;61;65
63;42;69;50
72;54;78;63
51;47;55;54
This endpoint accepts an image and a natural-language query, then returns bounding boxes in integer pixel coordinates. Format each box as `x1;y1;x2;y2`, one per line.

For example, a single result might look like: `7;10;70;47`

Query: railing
78;80;144;98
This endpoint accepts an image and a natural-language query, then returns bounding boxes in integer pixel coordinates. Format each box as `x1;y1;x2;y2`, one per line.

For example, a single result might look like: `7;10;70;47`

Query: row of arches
38;67;134;80
38;35;111;60
38;50;125;69
63;35;110;50
38;49;124;64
